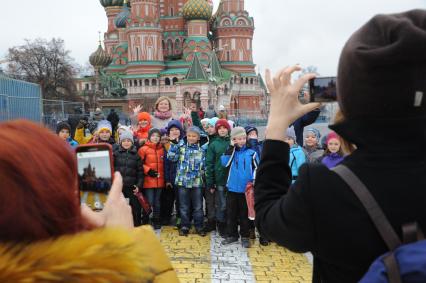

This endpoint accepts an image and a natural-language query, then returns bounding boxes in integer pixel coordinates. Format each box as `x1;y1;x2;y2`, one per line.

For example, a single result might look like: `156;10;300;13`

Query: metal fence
42;99;85;130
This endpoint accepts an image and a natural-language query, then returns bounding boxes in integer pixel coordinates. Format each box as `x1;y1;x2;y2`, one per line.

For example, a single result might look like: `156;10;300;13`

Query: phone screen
77;149;112;211
309;77;337;103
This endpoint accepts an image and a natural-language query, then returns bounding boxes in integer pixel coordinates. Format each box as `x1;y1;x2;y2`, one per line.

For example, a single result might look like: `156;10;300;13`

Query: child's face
157;100;170;112
190;103;197;112
169;127;181;140
139;120;149;128
233;136;247;148
161;135;169;145
207;125;216;135
58;129;70;140
121;139;133;150
248;131;258;140
201;121;209;132
327;138;341;154
150;133;160;144
217;126;229;137
284;137;295;147
99;130;111;141
305;133;318;147
187;132;200;144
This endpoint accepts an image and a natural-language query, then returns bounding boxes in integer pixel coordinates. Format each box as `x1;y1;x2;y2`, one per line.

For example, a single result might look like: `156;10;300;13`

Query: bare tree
6;38;80;101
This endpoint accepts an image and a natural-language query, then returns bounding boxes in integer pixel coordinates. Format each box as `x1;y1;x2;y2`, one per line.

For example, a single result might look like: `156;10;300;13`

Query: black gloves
148;169;159;178
224;145;234;156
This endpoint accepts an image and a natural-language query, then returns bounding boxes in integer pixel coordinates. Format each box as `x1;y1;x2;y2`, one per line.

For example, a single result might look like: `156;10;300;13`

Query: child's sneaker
179;228;189;237
221;237;238;245
259;237;270;246
241;238;251;248
196;228;207;237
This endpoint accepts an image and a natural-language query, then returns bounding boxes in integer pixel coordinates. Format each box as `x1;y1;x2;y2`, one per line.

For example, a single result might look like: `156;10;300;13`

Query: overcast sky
0;0;423;76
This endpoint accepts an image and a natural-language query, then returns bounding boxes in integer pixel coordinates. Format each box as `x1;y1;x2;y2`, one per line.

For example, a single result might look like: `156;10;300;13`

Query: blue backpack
333;165;426;283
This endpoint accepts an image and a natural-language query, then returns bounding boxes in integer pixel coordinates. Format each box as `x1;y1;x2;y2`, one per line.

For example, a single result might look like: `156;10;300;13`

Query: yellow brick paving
160;226;312;282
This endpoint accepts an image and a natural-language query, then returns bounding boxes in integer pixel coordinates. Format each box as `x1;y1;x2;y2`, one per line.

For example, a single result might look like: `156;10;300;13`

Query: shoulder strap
332;165;401;250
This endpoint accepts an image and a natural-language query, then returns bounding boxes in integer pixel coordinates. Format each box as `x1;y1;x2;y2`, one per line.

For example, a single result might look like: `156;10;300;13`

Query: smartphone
309;77;337;103
76;143;114;211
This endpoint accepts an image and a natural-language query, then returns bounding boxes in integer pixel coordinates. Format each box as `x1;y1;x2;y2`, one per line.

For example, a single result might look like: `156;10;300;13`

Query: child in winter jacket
205;119;231;235
162;120;185;226
138;128;165;229
134;112;152;146
321;132;345;169
284;127;307;183
167;126;206;237
221;127;259;248
113;130;144;226
90;120;116;146
303;128;324;163
56;121;78;148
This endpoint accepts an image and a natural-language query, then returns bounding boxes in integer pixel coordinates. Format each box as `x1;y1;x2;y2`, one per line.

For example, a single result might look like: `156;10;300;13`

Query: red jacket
138;141;165;189
134;112;151;141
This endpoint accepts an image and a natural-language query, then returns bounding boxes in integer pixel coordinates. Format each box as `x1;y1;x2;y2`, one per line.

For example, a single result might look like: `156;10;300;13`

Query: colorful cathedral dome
114;0;130;28
99;0;124;8
183;0;213;21
89;44;113;68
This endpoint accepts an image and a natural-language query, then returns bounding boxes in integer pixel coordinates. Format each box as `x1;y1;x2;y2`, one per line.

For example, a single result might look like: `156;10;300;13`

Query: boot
205;219;216;232
259;237;270;246
196;228;207;237
153;218;161;230
217;222;227;238
221;237;238;245
241;238;251;248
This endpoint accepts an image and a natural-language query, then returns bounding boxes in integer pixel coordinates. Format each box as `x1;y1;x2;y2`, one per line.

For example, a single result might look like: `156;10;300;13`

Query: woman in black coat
114;130;144;226
255;10;426;283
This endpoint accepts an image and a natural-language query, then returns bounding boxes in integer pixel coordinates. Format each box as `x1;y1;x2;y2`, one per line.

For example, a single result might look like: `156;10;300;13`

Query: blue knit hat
305;128;321;139
187;126;201;136
167;120;185;138
208;117;219;128
286;127;297;141
244;125;258;135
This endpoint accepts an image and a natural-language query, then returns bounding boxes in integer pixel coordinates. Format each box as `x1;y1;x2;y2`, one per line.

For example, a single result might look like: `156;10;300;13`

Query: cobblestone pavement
159;226;313;283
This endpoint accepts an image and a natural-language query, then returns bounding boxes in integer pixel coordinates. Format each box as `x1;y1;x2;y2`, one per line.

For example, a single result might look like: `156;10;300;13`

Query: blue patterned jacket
167;140;206;188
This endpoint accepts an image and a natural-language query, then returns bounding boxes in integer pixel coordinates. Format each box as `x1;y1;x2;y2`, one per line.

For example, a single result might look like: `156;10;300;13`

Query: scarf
154;110;172;120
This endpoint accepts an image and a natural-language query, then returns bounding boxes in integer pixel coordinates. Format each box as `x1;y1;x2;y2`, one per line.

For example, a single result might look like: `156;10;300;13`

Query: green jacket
206;135;230;187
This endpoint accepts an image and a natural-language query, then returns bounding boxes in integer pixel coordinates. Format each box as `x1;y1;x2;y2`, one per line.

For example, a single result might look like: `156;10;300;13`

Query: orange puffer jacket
138;141;165;189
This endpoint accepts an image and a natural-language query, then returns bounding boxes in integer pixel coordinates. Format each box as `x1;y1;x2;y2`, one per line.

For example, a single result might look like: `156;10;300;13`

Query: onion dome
114;0;130;28
183;0;213;21
89;44;112;68
99;0;124;8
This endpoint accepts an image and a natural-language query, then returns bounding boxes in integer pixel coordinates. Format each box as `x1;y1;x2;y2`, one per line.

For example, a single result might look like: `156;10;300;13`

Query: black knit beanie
56;121;71;134
337;9;426;120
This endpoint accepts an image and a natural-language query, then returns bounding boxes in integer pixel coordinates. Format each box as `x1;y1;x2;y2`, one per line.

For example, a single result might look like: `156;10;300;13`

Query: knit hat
207;117;219;128
244;125;258;136
201;118;210;125
167;120;185;138
148;128;161;140
305;128;321;140
215;119;231;132
138;112;151;122
97;120;112;134
227;120;235;129
187;126;201;137
286;127;297;142
56;121;71;134
337;10;426;120
119;130;134;144
218;105;225;111
230;126;247;140
326;132;340;145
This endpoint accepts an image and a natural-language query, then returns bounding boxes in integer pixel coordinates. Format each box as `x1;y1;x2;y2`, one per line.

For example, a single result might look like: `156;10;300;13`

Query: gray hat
187;126;201;136
286;127;297;142
230;126;247;139
119;130;134;144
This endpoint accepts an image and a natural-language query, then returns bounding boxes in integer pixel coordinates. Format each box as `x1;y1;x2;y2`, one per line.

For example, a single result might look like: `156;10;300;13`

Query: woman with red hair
0;120;178;282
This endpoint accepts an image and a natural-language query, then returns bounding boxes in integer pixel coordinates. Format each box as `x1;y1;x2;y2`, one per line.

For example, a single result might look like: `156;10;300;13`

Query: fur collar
0;226;177;282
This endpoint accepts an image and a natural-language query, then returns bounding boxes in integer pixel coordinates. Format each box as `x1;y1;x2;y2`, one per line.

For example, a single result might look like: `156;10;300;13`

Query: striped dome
89;45;112;68
114;3;130;28
183;0;213;21
99;0;124;8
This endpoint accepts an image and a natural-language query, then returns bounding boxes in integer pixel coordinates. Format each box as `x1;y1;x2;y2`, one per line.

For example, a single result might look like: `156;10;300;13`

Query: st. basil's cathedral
77;0;268;117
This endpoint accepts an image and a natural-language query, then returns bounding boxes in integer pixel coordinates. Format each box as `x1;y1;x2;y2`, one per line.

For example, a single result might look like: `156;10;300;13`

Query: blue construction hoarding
0;73;42;122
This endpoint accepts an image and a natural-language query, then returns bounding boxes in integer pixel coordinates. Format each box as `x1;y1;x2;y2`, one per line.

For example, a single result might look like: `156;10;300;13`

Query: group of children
54;103;346;248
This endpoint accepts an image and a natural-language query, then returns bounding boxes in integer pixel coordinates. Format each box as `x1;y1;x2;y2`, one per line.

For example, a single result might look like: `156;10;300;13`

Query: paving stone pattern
159;226;312;282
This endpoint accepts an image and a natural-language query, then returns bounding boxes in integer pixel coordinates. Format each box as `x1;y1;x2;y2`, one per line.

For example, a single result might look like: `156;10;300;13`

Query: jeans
215;185;227;223
226;191;249;238
160;186;175;221
178;187;204;230
144;189;162;220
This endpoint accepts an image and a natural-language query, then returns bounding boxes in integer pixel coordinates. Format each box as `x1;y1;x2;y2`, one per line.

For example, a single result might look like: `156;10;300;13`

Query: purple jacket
321;153;345;169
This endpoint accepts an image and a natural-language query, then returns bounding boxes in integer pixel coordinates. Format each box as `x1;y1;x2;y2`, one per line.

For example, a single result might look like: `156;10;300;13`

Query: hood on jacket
167;120;185;139
0;226;178;283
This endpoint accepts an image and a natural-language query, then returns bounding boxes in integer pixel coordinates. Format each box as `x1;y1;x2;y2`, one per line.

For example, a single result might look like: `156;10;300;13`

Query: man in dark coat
255;10;426;283
107;109;120;137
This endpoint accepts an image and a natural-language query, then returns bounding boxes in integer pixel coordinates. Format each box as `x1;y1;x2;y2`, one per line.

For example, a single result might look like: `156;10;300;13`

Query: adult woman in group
255;10;426;283
0;120;178;282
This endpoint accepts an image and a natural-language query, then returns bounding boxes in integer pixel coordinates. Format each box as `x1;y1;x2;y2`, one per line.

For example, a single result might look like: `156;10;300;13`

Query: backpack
332;165;426;283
